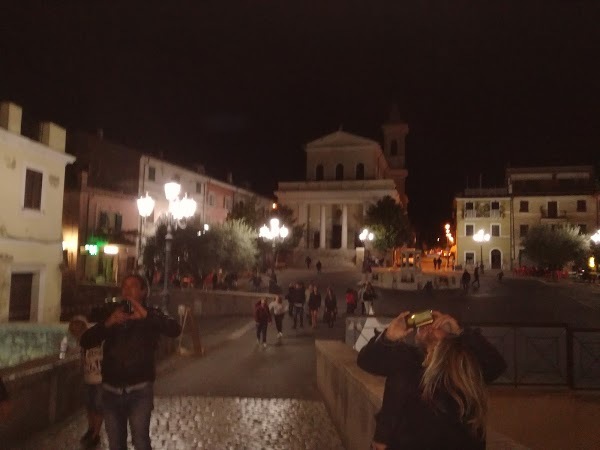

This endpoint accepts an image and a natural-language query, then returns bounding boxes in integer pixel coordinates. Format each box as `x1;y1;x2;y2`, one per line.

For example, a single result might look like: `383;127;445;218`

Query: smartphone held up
405;310;434;329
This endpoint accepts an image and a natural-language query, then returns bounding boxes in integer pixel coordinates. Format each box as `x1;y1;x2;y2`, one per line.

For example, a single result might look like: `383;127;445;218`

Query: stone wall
0;323;71;369
315;340;532;450
0;332;176;445
168;289;277;318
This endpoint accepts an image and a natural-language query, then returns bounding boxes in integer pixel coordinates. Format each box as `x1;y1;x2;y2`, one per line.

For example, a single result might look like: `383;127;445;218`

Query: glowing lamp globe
137;192;155;218
164;182;181;202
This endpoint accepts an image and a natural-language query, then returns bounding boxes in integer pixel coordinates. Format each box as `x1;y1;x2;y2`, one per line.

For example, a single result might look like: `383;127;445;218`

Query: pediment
306;130;380;150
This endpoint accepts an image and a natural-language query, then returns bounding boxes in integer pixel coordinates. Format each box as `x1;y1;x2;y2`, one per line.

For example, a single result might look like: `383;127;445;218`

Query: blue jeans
102;383;154;450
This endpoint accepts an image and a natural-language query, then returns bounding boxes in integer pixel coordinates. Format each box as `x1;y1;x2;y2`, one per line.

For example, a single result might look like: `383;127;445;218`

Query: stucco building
454;166;599;270
0;101;75;322
275;112;409;265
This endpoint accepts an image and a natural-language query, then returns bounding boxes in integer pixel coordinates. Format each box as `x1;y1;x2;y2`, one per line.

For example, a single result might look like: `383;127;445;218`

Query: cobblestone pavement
14;396;344;450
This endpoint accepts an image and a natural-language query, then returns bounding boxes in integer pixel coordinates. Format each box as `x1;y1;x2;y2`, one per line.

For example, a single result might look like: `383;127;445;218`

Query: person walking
291;282;305;329
285;283;295;318
308;285;322;329
69;315;104;448
305;255;312;269
80;274;181;450
324;287;337;328
316;260;322;274
345;287;358;315
461;269;471;292
255;298;272;348
362;281;376;316
269;295;288;338
472;266;480;288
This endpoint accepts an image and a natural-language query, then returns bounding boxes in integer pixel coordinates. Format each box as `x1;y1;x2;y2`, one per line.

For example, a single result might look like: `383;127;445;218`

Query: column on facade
341;204;348;249
320;205;327;249
298;202;309;248
0;254;14;322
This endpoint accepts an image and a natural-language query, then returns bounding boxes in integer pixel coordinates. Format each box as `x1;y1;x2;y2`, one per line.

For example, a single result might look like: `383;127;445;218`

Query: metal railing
346;318;600;390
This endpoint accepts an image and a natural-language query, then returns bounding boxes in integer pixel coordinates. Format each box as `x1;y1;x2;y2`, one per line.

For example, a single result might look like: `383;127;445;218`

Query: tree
142;218;258;282
226;196;264;227
364;196;412;252
522;224;589;270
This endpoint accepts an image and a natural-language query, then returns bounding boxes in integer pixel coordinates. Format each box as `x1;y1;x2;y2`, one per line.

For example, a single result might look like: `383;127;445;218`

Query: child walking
68;315;103;448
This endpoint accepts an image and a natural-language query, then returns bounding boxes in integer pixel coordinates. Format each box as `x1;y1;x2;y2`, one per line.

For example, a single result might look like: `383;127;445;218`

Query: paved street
14;266;600;449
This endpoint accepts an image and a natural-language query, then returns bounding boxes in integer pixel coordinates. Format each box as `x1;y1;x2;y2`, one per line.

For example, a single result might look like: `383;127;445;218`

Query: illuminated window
315;164;324;181
24;168;43;210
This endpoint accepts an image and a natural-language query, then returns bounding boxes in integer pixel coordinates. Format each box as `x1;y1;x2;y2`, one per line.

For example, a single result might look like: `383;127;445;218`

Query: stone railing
0;323;71;369
168;289;277;318
0;331;176;445
315;340;532;450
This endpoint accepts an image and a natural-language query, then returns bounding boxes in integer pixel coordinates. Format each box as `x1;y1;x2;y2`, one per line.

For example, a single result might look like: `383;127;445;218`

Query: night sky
1;2;599;243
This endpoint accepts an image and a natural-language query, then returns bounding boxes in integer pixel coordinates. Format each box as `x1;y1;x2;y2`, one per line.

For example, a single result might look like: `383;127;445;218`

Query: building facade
0;102;75;322
507;166;599;267
454;166;599;270
455;189;512;270
275;113;409;265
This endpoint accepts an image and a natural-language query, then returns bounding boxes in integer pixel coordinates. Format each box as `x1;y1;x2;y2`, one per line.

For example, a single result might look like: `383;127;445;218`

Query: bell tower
381;104;409;206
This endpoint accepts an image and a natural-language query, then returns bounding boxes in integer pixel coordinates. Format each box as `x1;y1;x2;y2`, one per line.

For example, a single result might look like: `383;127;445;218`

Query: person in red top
255;298;272;348
345;287;358;315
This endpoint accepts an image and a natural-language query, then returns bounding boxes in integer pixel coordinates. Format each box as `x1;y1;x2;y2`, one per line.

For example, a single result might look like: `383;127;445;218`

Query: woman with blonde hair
357;310;506;450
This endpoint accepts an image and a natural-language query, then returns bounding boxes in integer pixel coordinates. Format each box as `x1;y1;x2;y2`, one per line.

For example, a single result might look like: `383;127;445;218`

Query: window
148;166;156;181
465;252;475;265
114;213;122;233
579;224;587;234
24;168;43;210
208;194;215;206
335;163;344;180
315;164;324;181
491;224;500;237
465;224;474;236
577;200;587;212
519;201;529;212
356;163;365;180
491;201;500;210
519;224;529;237
98;211;109;232
390;140;398;156
465;202;474;210
196;182;202;194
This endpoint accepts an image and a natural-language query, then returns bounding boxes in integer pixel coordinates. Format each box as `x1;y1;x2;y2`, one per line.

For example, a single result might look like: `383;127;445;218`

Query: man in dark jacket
81;274;181;450
357;310;506;450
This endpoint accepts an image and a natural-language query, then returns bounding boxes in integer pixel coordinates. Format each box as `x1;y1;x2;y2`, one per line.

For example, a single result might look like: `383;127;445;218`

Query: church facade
275;113;409;266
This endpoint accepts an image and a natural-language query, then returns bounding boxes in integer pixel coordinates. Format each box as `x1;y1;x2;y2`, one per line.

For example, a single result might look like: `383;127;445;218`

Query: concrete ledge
315;339;531;450
169;289;277;317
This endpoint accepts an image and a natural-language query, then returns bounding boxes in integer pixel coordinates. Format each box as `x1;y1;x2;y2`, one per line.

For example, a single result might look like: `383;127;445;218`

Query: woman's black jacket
357;328;506;450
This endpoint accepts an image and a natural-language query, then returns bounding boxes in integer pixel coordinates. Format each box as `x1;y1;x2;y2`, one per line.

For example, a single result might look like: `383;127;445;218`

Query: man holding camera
81;274;181;450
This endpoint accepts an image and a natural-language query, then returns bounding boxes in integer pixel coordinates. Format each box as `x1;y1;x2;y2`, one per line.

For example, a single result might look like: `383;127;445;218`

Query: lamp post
259;217;289;272
137;182;197;310
473;229;490;270
359;227;375;268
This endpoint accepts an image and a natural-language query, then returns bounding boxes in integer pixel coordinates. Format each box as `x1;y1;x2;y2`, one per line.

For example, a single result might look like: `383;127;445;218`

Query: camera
89;297;133;323
406;310;434;328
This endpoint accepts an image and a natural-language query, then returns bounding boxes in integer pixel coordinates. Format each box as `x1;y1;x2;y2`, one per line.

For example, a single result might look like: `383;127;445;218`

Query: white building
275;112;409;266
0;102;75;322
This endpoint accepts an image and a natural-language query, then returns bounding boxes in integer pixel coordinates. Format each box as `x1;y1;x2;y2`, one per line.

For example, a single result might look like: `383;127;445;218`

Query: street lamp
591;230;600;244
359;228;374;243
473;229;490;269
136;182;197;310
259;217;289;271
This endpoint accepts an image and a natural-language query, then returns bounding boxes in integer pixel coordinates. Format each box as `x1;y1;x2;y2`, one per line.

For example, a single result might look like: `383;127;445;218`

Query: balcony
540;207;567;221
462;209;504;219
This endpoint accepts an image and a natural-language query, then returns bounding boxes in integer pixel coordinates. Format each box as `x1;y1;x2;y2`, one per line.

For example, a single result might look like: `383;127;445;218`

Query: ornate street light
591;230;600;244
259;217;289;271
137;182;197;310
473;229;490;269
359;228;374;243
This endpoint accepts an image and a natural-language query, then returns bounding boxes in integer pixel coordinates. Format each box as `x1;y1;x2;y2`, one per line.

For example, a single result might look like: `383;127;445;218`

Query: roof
305;130;380;150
